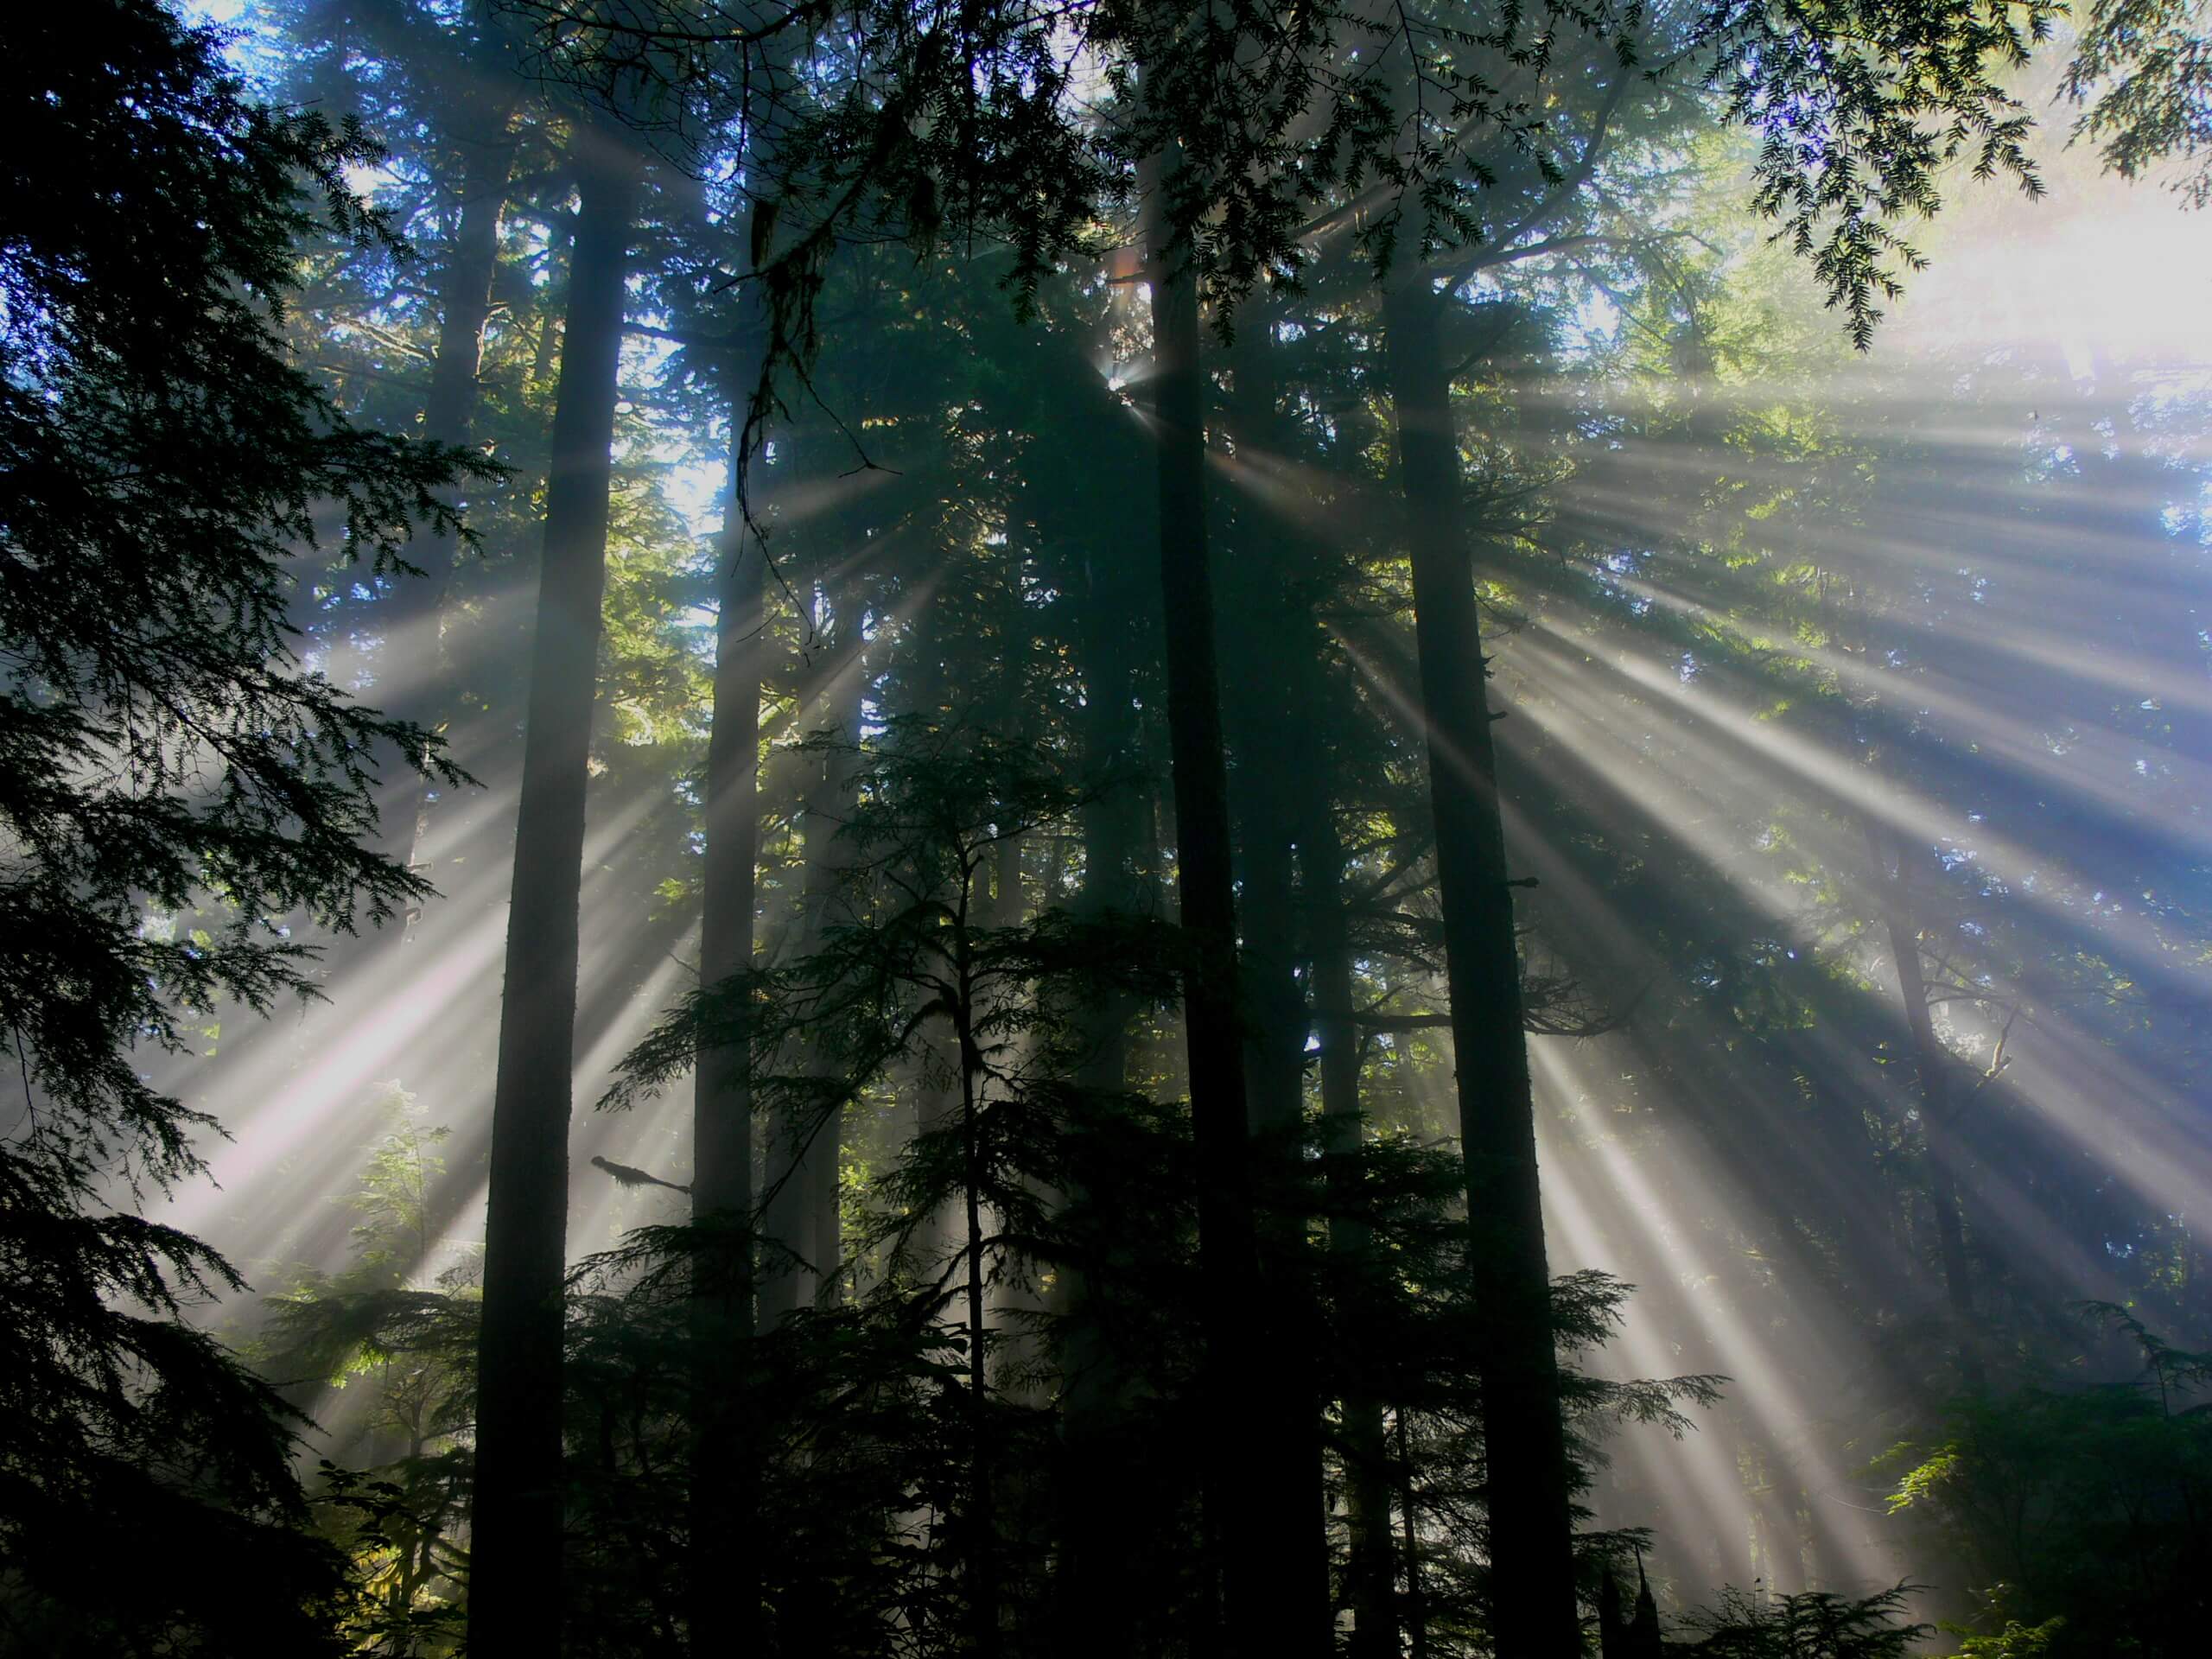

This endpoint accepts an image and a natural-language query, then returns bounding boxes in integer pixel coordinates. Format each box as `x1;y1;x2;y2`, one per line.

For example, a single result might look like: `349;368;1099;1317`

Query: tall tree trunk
1224;315;1312;1141
1397;1408;1433;1659
1863;819;1982;1387
954;882;1002;1659
380;90;518;941
1379;270;1580;1658
468;135;639;1656
688;398;767;1654
1067;503;1149;1096
1301;798;1401;1659
1053;487;1153;1657
1219;304;1338;1636
758;632;867;1323
1143;149;1329;1657
981;825;1052;1400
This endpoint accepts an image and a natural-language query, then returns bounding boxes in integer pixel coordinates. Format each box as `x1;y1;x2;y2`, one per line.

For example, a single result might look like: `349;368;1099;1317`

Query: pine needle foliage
600;717;1198;1650
1673;1583;1929;1657
1881;1306;2212;1658
0;4;486;1648
2064;0;2212;206
258;1096;482;1655
508;0;2068;410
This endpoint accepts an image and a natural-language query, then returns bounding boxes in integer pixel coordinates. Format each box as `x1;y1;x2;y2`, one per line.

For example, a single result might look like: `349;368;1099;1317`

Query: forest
4;0;2210;1654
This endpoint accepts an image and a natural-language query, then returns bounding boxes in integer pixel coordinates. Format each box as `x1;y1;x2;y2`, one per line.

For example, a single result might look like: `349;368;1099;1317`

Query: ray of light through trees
6;2;2212;1656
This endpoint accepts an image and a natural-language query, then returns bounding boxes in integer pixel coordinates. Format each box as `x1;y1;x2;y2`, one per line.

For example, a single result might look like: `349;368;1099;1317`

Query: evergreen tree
470;107;645;1657
0;3;482;1648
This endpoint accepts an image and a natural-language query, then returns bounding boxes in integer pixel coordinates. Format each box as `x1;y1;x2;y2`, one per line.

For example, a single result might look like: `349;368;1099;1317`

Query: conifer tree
1;3;480;1648
470;112;643;1655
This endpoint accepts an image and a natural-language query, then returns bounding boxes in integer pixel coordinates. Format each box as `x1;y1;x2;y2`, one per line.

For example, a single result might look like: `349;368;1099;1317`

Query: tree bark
467;133;639;1657
1301;800;1401;1659
757;629;868;1323
953;873;1002;1659
1223;316;1312;1141
1864;819;1982;1387
380;88;518;942
688;395;767;1655
1379;269;1581;1659
1218;304;1338;1642
1397;1408;1433;1659
1143;150;1328;1657
1052;465;1153;1658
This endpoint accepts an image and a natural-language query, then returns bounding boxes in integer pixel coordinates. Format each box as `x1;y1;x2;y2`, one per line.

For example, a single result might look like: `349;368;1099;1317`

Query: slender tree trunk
1218;305;1338;1637
469;134;639;1656
688;399;767;1655
956;892;1001;1659
381;92;518;940
1396;1408;1432;1659
758;633;867;1322
1143;149;1328;1657
1379;270;1580;1658
1224;317;1312;1141
1302;801;1400;1659
1054;499;1152;1657
981;826;1053;1403
1238;814;1302;1129
1068;514;1149;1095
1864;819;1982;1387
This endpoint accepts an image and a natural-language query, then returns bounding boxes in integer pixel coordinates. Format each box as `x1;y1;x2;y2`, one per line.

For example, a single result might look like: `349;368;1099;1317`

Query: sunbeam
17;5;2211;1655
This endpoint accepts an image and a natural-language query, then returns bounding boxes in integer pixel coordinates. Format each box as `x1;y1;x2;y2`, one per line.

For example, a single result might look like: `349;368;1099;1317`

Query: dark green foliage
561;1233;1003;1656
257;1101;480;1652
1884;1307;2212;1658
2064;0;2212;206
1300;1125;1723;1652
583;719;1725;1655
1;0;481;1164
315;1456;475;1656
1673;1584;1929;1657
0;3;481;1648
602;720;1203;1650
1704;0;2058;346
512;0;2080;402
607;721;1190;1140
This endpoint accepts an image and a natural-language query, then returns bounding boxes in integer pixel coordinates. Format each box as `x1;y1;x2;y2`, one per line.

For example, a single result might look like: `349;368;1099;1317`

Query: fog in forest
7;2;2211;1655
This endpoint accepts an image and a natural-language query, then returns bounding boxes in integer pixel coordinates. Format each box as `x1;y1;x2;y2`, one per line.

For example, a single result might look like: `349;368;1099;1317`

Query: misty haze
4;3;2209;1656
